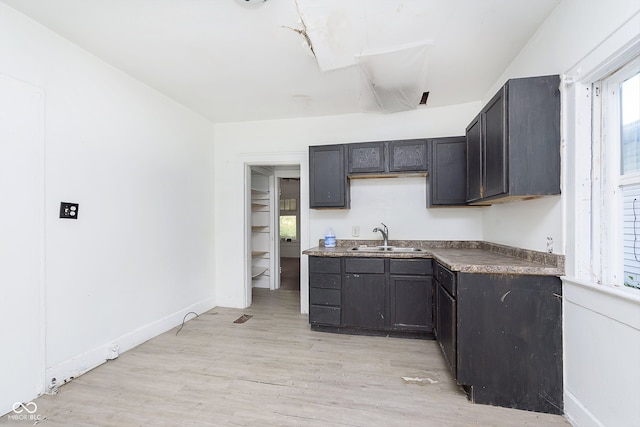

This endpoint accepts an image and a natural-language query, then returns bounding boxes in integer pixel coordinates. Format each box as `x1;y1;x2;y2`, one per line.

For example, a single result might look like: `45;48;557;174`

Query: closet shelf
252;251;268;256
251;225;269;232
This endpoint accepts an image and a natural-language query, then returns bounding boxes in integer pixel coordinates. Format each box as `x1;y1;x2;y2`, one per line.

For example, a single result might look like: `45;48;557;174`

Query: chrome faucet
373;223;389;247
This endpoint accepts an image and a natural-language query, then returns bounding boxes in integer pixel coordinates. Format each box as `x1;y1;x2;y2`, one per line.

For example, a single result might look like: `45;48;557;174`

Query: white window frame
564;16;640;295
586;55;640;291
599;59;640;289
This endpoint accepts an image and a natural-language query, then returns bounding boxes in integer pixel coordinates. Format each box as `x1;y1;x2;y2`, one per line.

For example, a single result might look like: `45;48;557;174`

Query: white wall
481;0;640;253
0;75;45;415
482;1;640;425
0;4;216;414
214;102;483;309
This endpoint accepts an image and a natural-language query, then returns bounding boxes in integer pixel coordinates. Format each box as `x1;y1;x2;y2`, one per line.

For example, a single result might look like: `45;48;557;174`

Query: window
279;215;297;240
598;56;640;290
278;178;300;242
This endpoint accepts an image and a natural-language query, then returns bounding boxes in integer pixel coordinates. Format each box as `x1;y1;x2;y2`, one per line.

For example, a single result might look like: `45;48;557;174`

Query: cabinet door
466;115;482;202
428;136;467;206
389;139;428;172
348;142;385;174
309;145;349;208
343;273;386;329
389;275;433;331
436;283;457;378
482;87;508;199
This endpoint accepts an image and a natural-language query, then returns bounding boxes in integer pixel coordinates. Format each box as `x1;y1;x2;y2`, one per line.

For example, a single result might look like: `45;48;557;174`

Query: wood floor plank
1;289;569;426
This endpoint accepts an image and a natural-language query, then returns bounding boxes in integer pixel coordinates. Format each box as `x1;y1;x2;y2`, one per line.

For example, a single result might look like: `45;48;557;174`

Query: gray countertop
302;240;565;276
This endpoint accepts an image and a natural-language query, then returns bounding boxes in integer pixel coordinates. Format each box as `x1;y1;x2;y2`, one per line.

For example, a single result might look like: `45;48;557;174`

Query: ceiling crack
282;0;317;61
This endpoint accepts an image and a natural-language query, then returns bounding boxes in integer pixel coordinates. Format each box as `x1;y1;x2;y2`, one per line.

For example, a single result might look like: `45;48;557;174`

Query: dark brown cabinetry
433;259;563;415
433;261;457;376
308;256;433;336
343;258;386;329
466;75;561;204
309;257;342;325
388;139;428;172
347;139;428;176
389;259;433;331
309;144;350;209
427;136;467;207
348;142;385;174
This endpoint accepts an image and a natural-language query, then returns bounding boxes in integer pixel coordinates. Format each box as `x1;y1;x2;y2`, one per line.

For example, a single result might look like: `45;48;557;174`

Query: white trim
240;151;310;314
45;297;216;389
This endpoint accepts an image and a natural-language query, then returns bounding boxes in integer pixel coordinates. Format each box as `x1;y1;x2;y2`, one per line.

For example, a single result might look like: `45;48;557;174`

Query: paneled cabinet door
466;115;482;202
309;145;350;209
389;139;428;172
428;136;467;207
348;141;385;174
482;87;508;199
343;273;386;329
389;275;433;331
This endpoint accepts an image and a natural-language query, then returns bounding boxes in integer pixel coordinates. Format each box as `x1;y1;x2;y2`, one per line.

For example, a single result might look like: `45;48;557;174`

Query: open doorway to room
245;159;307;312
278;177;301;291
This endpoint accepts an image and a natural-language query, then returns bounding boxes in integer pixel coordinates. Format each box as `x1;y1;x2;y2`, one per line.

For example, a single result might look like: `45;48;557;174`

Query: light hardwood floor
2;289;569;426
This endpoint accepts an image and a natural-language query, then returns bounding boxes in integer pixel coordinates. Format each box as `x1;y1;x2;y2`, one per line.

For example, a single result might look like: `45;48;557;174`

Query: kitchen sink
349;246;424;252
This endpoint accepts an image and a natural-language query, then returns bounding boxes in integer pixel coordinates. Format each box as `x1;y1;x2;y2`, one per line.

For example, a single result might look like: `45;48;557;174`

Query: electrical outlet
546;237;553;253
352;225;360;237
59;202;79;219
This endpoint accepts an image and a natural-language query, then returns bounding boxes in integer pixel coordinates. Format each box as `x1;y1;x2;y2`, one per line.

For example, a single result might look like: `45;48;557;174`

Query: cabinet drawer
389;258;432;275
310;273;341;289
309;305;341;326
435;262;456;295
345;258;385;274
310;287;341;306
309;256;341;274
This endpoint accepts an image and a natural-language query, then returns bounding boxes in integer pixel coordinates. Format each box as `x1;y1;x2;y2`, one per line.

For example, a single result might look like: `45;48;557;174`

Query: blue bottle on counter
324;228;336;247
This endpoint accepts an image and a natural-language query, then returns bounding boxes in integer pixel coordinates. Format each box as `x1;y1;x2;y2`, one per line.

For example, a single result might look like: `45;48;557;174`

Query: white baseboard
564;390;604;427
44;297;216;392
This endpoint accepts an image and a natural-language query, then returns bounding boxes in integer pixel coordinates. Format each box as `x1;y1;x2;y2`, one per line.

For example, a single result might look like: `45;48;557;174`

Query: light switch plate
60;202;79;219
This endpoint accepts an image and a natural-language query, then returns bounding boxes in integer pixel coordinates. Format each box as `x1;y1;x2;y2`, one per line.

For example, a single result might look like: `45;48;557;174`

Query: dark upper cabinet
348;142;385;174
466;75;561;204
466;117;482;203
427;136;467;207
348;139;428;176
389;139;428;172
309;144;350;209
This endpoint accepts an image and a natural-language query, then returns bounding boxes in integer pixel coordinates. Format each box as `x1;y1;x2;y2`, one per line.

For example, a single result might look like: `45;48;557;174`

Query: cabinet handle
354;274;360;278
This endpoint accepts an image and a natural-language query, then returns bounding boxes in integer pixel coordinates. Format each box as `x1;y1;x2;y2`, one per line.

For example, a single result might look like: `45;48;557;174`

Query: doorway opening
245;159;307;313
278;177;301;291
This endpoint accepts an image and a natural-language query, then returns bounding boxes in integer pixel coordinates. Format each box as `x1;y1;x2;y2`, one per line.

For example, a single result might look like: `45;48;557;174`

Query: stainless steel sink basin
349;246;424;252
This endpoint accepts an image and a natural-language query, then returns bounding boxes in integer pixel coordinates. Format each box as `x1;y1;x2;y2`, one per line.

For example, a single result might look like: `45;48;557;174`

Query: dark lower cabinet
455;273;563;414
308;256;433;336
389;258;433;331
309;257;342;326
389;276;432;331
435;279;456;376
343;258;386;329
433;259;563;415
343;273;386;329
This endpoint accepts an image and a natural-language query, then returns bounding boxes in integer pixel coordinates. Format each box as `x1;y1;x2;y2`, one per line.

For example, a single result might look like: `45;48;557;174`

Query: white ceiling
1;0;561;123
